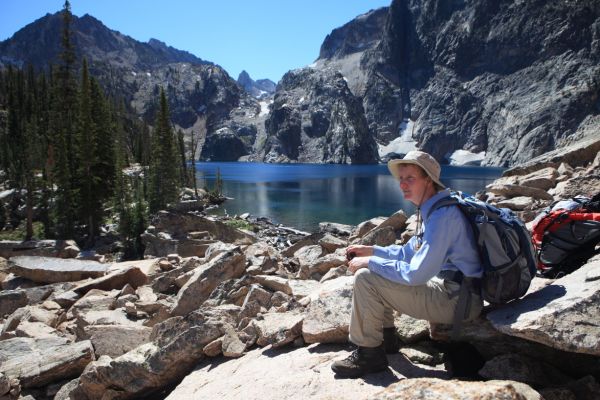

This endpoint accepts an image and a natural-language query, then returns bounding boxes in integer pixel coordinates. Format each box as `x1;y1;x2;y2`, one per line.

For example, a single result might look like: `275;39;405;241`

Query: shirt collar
419;189;451;220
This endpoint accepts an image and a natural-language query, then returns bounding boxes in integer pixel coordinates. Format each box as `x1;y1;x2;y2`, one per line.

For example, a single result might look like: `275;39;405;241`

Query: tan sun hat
387;150;445;189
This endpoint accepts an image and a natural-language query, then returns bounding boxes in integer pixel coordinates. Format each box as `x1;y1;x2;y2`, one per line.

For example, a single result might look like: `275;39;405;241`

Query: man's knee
354;267;374;289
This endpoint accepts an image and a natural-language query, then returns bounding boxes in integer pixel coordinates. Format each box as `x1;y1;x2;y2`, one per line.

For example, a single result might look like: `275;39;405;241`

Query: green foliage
148;88;180;213
224;219;254;231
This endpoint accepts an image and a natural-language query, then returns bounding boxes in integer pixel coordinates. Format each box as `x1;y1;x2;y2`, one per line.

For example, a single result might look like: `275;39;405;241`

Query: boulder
486;184;553;200
350;217;386;240
254;311;304;348
221;324;246;358
0;290;27;317
84;324;153;358
479;354;571;388
395;314;430;344
294;245;326;269
518;167;559;190
358;226;397;246
171;249;246;316
487;255;600;356
14;320;58;338
8;256;108;284
1;305;62;337
0;240;79;260
318;222;353;237
72;265;148;295
0;337;94;388
74;308;142;340
496;196;535;211
317;234;347;253
287;279;320;299
376;210;408;233
376;378;541;400
244;242;280;274
252;275;293;295
281;233;323;258
75;306;236;399
302;276;353;344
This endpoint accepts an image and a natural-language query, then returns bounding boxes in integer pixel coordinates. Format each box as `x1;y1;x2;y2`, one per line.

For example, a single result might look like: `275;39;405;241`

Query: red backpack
532;193;600;278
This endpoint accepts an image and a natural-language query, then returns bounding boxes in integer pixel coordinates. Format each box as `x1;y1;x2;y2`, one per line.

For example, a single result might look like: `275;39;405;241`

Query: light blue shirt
368;189;483;286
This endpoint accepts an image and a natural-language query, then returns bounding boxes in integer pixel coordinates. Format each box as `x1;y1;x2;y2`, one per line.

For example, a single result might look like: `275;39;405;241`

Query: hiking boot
383;327;400;354
331;345;388;378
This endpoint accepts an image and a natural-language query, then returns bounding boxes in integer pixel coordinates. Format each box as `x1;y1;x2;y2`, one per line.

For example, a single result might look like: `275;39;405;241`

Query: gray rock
254;311;304;348
395;314;430;344
14;320;58;338
496;196;534;211
0;372;9;396
487;255;600;356
302;276;353;344
0;290;27;318
76;306;236;399
165;343;448;400
479;354;571;388
72;265;148;295
74;308;141;340
486;183;553;200
350;217;386;240
1;305;62;337
319;222;353;237
244;242;280;274
358;226;397;246
204;242;239;261
242;285;272;309
319;265;350;283
400;343;445;366
252;275;293;295
287;279;321;299
376;378;541;400
221;324;246;358
317;234;347;253
0;240;79;260
171;249;246;316
8;256;108;284
0;337;94;388
84;324;152;358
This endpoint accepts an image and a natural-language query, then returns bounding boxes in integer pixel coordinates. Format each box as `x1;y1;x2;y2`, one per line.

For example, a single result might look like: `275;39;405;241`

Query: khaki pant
349;268;483;348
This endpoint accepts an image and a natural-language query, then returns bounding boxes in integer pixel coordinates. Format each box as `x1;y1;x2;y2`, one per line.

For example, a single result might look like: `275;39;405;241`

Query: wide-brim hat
387;150;445;189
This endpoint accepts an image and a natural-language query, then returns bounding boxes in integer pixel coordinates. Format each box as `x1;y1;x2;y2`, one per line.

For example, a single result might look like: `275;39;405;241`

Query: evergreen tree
177;128;187;187
148;88;180;213
75;58;99;245
50;0;79;238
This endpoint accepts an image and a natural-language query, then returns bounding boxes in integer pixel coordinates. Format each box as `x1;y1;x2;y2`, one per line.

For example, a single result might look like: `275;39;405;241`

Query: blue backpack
429;191;537;305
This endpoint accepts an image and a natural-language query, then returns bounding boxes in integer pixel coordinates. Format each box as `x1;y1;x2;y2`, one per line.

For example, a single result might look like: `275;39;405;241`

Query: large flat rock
0;337;94;388
8;256;109;283
166;344;449;400
487;255;600;355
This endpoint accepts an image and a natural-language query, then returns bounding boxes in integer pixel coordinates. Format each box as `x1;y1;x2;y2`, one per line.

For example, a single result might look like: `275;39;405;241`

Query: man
331;150;484;378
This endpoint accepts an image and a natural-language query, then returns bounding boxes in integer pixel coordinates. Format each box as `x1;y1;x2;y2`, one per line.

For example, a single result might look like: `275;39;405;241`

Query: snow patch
299;97;305;103
259;100;272;117
378;120;418;158
131;71;137;76
146;72;151;77
446;150;486;166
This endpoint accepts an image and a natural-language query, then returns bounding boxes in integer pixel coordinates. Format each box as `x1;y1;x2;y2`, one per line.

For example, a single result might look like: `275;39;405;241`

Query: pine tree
148;88;180;213
177;128;188;187
50;0;79;238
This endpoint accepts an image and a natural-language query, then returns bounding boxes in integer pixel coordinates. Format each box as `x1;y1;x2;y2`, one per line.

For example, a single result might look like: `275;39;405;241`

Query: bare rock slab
171;249;246;316
84;324;152;358
0;337;94;388
302;276;353;344
376;378;541;400
254;311;304;347
166;344;449;400
8;256;108;284
487;255;600;356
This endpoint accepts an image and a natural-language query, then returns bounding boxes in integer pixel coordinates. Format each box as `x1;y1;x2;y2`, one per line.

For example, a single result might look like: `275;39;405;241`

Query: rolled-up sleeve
368;209;454;285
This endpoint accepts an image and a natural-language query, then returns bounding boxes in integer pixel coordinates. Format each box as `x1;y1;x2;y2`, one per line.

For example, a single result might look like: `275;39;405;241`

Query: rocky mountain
263;0;600;167
0;11;262;162
237;71;276;99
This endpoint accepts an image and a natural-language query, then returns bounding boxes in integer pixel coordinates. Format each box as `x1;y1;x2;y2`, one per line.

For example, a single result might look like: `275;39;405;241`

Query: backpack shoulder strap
425;195;459;221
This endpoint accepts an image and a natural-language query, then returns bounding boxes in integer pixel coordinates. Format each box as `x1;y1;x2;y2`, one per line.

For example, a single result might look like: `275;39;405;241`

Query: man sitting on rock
331;150;484;378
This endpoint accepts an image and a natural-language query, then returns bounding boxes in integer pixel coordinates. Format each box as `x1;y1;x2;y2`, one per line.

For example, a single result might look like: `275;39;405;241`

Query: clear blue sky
0;0;391;82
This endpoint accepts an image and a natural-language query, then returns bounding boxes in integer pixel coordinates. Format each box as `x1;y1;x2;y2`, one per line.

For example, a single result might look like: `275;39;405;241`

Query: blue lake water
194;162;504;232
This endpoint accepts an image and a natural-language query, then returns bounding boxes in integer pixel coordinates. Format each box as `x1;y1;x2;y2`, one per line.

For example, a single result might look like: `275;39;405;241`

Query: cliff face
266;0;600;166
367;0;600;166
258;68;378;164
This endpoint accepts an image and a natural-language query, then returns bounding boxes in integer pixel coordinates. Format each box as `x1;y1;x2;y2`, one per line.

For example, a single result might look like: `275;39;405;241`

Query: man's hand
348;256;370;274
345;245;374;261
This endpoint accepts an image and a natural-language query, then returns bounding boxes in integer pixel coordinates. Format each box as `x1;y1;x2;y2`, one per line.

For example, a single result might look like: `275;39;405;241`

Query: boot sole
331;364;389;378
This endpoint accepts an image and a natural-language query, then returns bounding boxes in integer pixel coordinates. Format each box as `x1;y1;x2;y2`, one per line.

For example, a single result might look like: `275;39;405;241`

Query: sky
0;0;391;83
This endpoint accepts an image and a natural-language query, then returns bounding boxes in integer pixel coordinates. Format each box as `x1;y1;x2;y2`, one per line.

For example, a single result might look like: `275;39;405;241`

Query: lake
194;162;504;232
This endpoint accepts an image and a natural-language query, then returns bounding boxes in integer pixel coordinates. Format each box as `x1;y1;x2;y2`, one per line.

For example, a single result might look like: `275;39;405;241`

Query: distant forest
0;1;199;259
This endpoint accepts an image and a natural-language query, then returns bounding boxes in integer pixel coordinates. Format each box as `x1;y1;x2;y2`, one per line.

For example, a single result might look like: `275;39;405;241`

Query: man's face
396;164;431;205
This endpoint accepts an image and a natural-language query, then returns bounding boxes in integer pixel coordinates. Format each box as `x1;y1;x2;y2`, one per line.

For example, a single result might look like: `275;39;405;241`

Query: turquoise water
194;162;504;232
